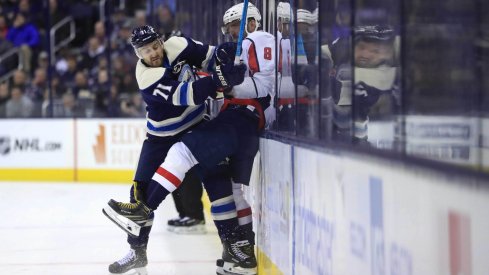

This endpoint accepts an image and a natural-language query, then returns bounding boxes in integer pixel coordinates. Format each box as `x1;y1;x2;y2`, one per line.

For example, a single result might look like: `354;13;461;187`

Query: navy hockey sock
210;195;239;238
145;179;170;210
128;212;155;248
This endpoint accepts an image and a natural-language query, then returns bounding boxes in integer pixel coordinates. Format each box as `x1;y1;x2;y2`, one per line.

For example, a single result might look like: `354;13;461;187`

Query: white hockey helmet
277;2;292;23
221;2;262;35
296;9;313;24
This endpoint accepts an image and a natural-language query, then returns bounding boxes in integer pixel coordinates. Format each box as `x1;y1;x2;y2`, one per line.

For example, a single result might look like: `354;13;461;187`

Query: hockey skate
168;217;207;234
109;247;148;274
103;199;153;237
215;232;257;275
166;216;182;232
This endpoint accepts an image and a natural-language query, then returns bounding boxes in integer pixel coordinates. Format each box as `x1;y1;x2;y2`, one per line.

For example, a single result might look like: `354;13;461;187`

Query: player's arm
228;37;275;99
136;60;245;106
165;36;216;73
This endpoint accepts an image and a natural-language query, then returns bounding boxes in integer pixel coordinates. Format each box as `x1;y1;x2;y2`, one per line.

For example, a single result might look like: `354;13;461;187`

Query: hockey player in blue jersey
102;25;247;274
324;24;398;143
104;3;275;275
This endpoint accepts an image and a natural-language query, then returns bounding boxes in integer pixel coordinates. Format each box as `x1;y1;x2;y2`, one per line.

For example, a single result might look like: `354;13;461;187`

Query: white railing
49;16;76;64
0;47;23;83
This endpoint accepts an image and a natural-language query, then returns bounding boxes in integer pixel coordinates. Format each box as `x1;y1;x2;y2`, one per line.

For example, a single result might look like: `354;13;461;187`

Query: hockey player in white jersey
103;3;275;275
275;2;316;132
102;25;247;274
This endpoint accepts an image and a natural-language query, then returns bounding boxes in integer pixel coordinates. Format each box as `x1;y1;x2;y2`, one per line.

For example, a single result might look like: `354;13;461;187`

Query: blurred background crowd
0;0;174;118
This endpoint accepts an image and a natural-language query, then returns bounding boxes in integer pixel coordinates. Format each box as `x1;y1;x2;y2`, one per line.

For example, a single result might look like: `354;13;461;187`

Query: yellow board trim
0;168;75;181
0;169;134;183
257;248;283;275
76;169;134;183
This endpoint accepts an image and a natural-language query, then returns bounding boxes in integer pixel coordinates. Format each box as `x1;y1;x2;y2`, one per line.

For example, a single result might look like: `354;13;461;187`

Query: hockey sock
210;195;239;239
232;182;255;244
128;212;155;248
144;179;170;210
232;182;253;226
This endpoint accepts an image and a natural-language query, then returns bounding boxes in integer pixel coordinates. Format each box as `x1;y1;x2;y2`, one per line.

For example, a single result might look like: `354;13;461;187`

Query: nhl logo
0;137;11;156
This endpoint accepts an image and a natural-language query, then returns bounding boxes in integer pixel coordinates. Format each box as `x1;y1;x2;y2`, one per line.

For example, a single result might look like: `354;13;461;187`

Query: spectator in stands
57;92;83;117
120;92;145;118
111;57;126;91
0;14;8;39
25;67;47;116
6;12;40;73
88;56;108;85
93;68;110;116
0;82;10;118
80;36;105;71
112;21;135;65
57;54;78;90
1;0;18;23
11;69;27;88
71;71;91;99
106;84;121;117
6;85;33;118
93;20;107;46
156;4;175;37
134;10;147;27
36;51;48;70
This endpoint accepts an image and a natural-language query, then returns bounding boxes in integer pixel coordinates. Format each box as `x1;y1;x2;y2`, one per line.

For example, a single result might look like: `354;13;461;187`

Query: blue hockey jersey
135;36;216;136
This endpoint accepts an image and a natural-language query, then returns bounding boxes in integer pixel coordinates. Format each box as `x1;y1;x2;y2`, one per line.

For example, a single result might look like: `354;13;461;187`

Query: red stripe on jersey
156;167;181;188
248;42;260;75
237;207;252;218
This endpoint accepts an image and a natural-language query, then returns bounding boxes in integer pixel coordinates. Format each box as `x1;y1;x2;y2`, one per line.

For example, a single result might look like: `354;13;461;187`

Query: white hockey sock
232;182;252;226
152;142;199;192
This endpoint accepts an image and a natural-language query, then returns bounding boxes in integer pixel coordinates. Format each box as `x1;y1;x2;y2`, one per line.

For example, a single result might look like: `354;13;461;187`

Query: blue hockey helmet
354;25;394;42
130;25;161;49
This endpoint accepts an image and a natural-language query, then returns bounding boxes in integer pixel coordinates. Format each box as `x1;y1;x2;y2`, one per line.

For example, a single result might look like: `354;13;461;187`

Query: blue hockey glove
212;63;246;88
215;42;238;66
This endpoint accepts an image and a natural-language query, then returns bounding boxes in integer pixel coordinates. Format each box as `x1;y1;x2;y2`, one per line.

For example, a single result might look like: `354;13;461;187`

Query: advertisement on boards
76;119;146;170
0;119;73;168
403;116;480;166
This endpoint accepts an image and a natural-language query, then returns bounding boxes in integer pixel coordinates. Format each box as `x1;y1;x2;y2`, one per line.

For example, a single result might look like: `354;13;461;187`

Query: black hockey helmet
130;25;161;49
354;25;394;43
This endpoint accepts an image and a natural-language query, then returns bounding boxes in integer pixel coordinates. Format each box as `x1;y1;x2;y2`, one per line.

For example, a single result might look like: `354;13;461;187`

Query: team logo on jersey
172;60;186;74
0;137;10;156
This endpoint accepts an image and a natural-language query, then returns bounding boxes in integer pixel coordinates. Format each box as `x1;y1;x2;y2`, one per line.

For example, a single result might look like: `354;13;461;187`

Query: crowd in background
0;0;180;118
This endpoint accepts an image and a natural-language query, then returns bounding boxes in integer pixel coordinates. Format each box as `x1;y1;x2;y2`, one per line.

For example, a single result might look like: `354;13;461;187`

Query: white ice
0;181;222;275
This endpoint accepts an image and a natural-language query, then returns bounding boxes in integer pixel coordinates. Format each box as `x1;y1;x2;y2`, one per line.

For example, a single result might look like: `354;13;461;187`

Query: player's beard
149;56;162;67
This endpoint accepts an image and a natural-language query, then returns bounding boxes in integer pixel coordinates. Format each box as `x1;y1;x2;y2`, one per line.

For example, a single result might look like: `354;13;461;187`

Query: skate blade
102;206;141;237
217;260;257;275
173;224;207;235
124;267;148;275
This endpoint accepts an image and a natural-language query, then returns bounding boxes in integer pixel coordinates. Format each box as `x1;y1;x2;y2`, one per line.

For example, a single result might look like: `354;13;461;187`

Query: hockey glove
212;63;246;88
215;42;238;66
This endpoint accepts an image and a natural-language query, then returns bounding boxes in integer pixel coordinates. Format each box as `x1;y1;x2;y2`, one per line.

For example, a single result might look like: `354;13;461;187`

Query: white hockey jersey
230;30;275;100
277;31;310;99
226;30;276;128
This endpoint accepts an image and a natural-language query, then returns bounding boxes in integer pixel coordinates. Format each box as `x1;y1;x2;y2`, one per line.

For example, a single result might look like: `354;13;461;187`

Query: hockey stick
234;0;249;65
